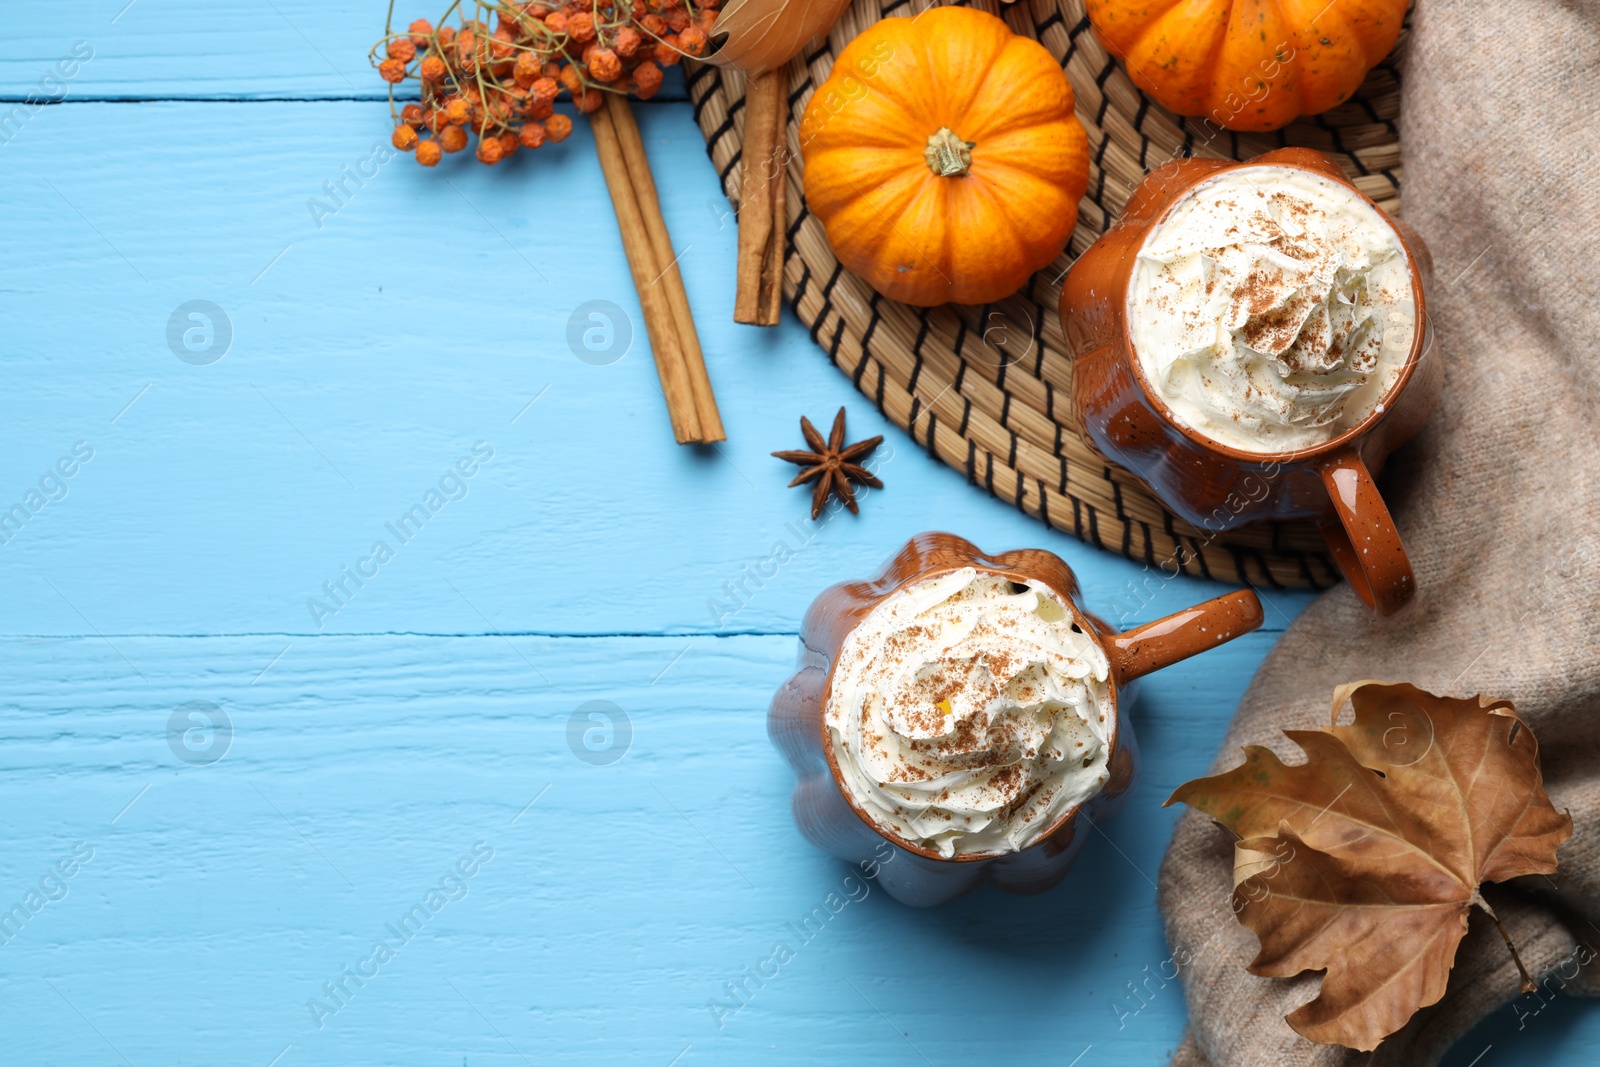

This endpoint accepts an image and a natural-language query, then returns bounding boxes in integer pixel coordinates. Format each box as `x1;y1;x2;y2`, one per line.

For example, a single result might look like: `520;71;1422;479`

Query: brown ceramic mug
1062;148;1440;616
769;532;1262;906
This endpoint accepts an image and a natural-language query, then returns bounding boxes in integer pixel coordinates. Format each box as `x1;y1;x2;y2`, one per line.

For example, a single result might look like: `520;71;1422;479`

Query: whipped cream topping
1129;165;1417;454
824;568;1114;858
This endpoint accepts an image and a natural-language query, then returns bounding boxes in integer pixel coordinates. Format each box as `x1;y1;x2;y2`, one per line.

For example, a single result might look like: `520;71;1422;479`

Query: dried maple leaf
1169;681;1572;1052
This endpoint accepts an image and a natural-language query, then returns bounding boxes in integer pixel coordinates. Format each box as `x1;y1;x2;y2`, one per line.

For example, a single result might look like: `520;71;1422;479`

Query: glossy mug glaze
1062;148;1441;616
769;532;1263;906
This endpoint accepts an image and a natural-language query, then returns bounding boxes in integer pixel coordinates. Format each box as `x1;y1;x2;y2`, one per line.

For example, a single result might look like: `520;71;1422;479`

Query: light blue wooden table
2;4;1592;1064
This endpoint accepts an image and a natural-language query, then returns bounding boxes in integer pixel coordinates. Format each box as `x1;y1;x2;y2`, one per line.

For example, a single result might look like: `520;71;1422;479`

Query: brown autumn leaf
706;0;854;74
1168;680;1572;1052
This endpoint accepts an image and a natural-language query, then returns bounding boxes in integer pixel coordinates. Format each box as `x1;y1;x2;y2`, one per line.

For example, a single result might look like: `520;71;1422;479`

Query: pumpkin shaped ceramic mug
769;532;1262;906
1062;148;1440;616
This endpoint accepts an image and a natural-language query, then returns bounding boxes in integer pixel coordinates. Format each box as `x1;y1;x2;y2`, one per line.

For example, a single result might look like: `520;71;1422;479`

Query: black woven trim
907;318;930;395
1091;124;1112;206
689;92;712;128
1037;479;1049;526
705;111;737;158
820;262;845;303
1030;309;1046;379
1093;54;1117;92
684;60;717;94
718;150;741;191
1132;98;1151;169
850;343;870;387
860;292;884;355
789;73;814;111
1293;549;1322;591
1173;540;1192;576
687;71;718;126
793;260;812;321
1093;61;1116;130
1271;531;1325;583
1162;513;1188;575
1325;121;1367;175
785;205;807;243
1237;545;1288;591
1353;92;1383;126
1226;545;1256;589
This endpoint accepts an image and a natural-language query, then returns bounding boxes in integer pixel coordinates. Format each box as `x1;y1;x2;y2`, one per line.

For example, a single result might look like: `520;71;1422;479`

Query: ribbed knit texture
1159;2;1600;1063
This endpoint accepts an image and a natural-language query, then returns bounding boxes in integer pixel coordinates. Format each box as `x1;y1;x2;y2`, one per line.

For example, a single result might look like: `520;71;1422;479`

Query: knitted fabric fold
1157;3;1600;1064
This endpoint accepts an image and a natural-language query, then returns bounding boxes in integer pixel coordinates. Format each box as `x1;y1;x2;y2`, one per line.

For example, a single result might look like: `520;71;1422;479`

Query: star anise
772;407;884;519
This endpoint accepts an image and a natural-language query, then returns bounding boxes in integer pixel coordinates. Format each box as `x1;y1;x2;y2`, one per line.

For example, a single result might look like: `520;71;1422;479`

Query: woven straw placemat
688;0;1405;590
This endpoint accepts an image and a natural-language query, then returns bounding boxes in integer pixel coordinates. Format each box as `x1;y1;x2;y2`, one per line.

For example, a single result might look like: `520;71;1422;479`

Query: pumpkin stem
924;127;974;178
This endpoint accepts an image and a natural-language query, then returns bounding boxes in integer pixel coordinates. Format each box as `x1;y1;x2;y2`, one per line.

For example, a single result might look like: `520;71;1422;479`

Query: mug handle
1316;448;1416;616
1108;590;1263;686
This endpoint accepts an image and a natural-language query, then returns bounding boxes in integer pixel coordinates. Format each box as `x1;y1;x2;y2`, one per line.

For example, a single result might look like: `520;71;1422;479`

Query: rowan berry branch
372;0;718;166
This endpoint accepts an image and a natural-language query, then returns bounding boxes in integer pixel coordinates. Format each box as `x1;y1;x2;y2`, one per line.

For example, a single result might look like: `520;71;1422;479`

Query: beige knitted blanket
1159;3;1600;1064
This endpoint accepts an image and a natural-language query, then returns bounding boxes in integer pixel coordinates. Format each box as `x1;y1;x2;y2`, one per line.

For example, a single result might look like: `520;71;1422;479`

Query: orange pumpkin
799;7;1089;307
1086;0;1407;131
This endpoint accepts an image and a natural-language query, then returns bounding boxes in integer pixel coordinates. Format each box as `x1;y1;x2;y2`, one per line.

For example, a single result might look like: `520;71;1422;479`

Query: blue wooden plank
0;98;1302;639
0;632;1276;1065
6;626;1595;1066
0;0;692;100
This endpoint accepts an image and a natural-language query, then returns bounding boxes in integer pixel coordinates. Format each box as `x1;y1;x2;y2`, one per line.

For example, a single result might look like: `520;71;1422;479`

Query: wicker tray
687;0;1406;590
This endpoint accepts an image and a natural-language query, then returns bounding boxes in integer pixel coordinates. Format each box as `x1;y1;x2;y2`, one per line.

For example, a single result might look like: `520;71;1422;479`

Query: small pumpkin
799;6;1089;307
1086;0;1407;132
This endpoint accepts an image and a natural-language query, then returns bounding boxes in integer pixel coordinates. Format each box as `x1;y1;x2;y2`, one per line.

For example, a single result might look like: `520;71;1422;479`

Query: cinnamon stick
602;92;725;442
733;67;788;327
589;101;705;444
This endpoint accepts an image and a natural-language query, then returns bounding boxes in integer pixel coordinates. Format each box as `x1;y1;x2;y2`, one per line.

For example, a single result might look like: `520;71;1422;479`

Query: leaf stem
1474;891;1537;994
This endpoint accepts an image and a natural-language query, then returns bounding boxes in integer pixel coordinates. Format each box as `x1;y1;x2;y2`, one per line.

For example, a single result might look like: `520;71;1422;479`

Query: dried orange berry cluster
374;0;718;166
